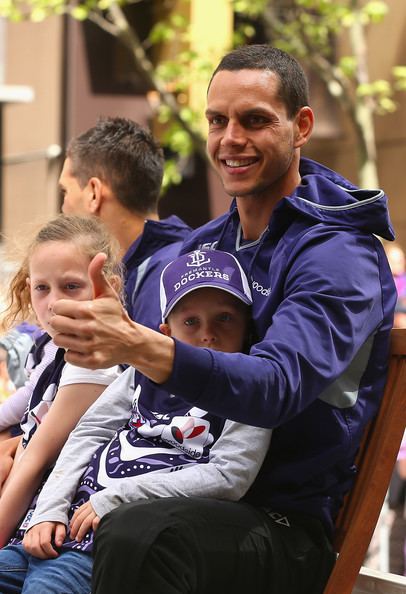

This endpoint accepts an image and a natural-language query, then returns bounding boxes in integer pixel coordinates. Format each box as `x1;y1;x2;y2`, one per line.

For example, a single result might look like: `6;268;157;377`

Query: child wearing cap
0;250;272;594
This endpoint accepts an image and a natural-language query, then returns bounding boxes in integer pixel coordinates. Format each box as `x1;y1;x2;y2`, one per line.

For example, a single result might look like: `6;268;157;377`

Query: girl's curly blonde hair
2;215;123;330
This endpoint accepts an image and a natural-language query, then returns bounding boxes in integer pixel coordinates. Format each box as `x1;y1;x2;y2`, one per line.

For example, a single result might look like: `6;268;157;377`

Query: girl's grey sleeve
27;368;134;528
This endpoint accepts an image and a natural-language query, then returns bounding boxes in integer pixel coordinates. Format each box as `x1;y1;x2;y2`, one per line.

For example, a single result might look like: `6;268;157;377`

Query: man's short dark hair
67;117;164;215
209;45;309;119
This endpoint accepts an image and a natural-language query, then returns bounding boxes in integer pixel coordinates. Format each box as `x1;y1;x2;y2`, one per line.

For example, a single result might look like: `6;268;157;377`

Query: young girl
0;249;272;594
0;214;122;546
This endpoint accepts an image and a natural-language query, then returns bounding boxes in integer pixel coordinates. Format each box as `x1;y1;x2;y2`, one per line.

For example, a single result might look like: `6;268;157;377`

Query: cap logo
160;248;252;321
186;250;211;268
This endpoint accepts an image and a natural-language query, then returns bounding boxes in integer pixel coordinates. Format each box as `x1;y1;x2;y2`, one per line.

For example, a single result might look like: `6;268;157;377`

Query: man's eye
208;115;226;127
246;115;267;127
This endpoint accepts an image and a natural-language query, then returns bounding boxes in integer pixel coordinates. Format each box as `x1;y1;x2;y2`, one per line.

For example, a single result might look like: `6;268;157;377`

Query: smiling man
47;46;396;594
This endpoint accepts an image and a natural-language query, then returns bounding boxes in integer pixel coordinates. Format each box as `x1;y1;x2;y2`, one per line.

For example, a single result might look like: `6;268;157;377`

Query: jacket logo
252;280;271;297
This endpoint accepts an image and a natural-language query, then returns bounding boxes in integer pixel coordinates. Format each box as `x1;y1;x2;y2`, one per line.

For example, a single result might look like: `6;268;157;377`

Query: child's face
27;240;94;337
160;287;249;353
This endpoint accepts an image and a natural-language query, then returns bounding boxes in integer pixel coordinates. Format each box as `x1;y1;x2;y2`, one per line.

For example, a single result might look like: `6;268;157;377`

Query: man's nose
221;121;246;146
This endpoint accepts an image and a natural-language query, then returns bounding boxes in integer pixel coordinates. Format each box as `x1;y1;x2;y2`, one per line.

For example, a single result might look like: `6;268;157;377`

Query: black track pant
92;497;335;594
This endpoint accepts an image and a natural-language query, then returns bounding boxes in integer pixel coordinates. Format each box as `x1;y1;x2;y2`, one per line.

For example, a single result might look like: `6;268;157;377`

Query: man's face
59;158;91;216
162;287;249;353
206;69;302;200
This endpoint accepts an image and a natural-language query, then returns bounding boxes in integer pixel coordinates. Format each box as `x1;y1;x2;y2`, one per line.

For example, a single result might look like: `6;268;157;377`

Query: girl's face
27;240;94;337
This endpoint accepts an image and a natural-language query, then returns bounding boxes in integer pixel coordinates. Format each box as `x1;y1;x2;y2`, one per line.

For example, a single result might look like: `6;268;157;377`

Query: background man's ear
88;177;104;214
159;323;172;337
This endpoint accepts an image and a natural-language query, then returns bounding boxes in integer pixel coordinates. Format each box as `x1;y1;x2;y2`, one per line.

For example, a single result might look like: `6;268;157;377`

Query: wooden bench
353;566;406;593
323;328;406;594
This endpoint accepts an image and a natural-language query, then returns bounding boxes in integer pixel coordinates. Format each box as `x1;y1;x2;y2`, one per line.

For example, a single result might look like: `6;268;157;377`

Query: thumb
88;253;118;300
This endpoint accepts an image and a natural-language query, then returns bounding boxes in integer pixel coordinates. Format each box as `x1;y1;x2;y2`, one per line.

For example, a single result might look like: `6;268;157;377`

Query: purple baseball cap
160;249;252;321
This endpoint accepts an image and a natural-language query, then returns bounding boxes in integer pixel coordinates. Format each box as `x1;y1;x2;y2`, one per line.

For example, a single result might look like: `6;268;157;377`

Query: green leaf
356;83;373;98
232;0;266;17
377;96;396;113
157;105;172;125
393;65;406;79
71;5;89;20
30;6;47;21
339;56;357;78
148;22;175;44
362;1;388;24
170;13;187;28
179;107;194;124
162;159;182;190
372;79;391;95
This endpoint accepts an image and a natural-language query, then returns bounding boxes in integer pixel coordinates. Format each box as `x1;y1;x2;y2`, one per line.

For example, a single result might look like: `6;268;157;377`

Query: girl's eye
34;284;48;292
64;283;81;291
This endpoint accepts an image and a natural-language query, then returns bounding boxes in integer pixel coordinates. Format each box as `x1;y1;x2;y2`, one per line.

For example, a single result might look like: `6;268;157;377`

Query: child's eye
34;284;48;292
64;283;81;291
184;317;199;327
217;312;233;322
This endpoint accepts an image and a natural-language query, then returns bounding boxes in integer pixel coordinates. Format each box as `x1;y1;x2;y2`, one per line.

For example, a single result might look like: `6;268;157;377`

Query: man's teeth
225;159;256;167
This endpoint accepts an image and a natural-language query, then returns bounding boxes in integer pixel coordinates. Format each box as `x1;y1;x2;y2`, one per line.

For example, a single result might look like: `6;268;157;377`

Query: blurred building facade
0;0;405;244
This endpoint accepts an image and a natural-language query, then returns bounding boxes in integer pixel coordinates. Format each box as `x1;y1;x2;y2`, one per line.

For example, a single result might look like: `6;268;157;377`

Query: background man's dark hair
67;117;164;214
209;44;309;119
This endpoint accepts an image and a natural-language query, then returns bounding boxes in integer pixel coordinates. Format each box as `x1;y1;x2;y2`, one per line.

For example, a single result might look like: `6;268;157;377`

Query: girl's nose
47;290;61;311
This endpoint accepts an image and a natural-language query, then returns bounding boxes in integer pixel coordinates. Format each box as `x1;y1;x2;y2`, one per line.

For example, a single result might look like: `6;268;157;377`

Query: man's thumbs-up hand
50;253;174;382
51;252;133;369
89;252;118;300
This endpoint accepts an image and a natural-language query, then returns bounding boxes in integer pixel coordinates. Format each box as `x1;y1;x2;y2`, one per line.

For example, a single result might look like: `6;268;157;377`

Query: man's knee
96;498;199;555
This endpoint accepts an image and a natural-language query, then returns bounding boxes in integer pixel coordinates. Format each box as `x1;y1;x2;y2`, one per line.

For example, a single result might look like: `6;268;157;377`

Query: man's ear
87;177;104;214
159;323;172;337
294;106;314;149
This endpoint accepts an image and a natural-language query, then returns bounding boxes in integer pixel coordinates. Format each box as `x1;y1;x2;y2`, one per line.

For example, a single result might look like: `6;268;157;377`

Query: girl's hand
0;451;14;492
23;521;66;559
70;501;100;542
0;436;20;492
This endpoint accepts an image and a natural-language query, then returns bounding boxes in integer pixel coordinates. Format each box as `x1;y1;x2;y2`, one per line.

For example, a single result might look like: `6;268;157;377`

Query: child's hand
0;435;19;492
0;452;13;492
70;501;100;542
23;522;66;559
